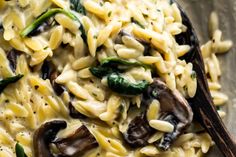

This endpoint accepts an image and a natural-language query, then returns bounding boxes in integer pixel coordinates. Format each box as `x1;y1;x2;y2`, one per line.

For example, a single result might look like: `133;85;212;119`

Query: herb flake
0;74;24;93
108;11;112;17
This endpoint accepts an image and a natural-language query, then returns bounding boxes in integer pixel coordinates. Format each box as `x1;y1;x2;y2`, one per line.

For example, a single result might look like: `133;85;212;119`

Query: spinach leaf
69;0;87;42
70;0;86;15
90;57;152;78
0;74;23;93
101;57;151;70
15;143;27;157
107;73;149;95
20;8;77;37
90;58;151;95
89;66;117;78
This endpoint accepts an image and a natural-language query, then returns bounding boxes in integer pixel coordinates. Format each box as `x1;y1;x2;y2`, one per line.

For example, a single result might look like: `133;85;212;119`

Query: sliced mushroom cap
33;120;67;157
144;79;193;127
123;78;193;150
34;120;98;157
41;61;54;80
53;125;98;157
7;49;20;73
49;71;66;96
68;102;87;119
144;78;193;150
123;114;154;147
41;61;65;95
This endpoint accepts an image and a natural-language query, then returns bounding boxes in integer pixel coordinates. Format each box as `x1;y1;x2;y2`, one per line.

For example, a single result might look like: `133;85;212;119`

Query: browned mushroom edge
41;61;87;119
123;79;193;150
33;120;98;157
68;102;87;119
7;49;21;73
33;120;67;157
41;60;66;96
53;125;98;157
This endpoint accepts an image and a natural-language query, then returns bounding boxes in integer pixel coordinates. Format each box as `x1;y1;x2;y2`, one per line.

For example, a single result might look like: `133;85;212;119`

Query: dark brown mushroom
7;49;21;73
33;120;98;157
144;79;193;150
41;61;65;95
68;102;87;119
49;70;66;96
53;125;98;157
41;61;54;80
33;120;67;157
123;114;154;147
123;79;193;150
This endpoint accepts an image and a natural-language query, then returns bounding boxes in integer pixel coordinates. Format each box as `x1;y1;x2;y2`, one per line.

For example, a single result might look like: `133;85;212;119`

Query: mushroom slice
33;120;67;157
41;61;65;95
33;120;98;157
123;114;154;147
144;79;193;150
68;102;87;119
7;49;21;73
123;78;193;150
53;125;98;157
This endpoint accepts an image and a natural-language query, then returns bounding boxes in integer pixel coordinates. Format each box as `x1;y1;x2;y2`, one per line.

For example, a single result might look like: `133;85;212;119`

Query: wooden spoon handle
190;54;236;157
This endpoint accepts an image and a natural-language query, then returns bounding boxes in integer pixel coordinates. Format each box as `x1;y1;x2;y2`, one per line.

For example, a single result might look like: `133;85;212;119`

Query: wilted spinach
107;73;149;95
70;0;86;15
20;8;87;42
101;57;150;70
20;8;77;37
15;143;27;157
90;57;150;78
0;74;23;93
90;57;150;95
89;66;116;78
69;0;87;42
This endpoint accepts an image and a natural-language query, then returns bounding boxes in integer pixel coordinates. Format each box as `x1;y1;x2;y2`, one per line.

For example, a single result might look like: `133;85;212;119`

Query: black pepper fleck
34;85;39;90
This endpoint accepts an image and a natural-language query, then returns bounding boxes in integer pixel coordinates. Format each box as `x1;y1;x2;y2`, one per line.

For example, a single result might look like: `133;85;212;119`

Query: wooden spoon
174;1;236;156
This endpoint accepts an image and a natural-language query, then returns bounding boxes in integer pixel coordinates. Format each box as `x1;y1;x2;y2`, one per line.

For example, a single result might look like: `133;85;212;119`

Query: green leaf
20;8;87;43
90;57;152;78
101;57;151;70
70;0;86;15
15;143;27;157
0;74;23;93
89;66;117;79
20;8;77;37
107;73;149;95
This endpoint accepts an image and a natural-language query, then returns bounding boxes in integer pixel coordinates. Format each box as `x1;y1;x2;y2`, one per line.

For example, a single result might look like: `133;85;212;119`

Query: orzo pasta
0;0;232;157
